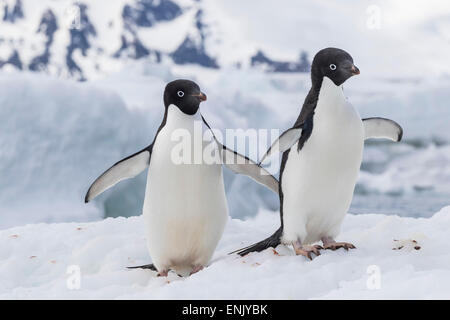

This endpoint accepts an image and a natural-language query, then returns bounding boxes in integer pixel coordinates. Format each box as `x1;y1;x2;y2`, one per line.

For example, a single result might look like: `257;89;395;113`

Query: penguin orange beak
351;65;360;75
193;92;207;102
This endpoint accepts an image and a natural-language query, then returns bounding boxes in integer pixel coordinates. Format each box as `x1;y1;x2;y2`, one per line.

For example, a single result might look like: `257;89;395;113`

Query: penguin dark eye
177;91;184;98
329;64;337;71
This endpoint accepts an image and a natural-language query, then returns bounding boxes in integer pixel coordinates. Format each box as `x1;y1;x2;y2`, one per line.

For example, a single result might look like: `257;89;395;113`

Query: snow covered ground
1;206;450;299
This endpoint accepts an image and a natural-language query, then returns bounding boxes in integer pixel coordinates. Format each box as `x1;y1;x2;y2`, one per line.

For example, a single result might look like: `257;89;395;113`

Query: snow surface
1;206;450;299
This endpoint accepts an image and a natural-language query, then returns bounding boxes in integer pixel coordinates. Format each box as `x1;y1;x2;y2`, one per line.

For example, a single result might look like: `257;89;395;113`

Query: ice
0;72;151;228
1;206;450;299
359;144;450;195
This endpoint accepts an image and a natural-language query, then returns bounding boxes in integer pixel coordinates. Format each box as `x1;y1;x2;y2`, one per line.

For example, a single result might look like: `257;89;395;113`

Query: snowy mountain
2;0;449;81
0;0;311;80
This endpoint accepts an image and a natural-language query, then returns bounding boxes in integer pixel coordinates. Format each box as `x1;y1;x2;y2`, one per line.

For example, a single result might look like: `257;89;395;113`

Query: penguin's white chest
143;106;228;275
281;77;364;244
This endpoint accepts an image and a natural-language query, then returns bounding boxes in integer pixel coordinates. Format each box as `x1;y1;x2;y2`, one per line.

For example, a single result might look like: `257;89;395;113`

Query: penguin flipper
218;143;279;194
259;125;303;165
84;145;152;203
363;117;403;142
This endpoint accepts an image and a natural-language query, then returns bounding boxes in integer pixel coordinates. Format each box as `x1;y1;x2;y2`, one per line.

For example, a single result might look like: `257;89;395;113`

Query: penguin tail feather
229;227;282;257
127;263;157;271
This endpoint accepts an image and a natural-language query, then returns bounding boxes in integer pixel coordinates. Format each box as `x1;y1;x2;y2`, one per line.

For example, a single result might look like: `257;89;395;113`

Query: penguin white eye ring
177;90;184;97
329;64;337;71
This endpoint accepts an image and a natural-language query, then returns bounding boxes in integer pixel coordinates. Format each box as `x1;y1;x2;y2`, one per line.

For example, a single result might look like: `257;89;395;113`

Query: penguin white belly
143;105;228;275
281;77;364;245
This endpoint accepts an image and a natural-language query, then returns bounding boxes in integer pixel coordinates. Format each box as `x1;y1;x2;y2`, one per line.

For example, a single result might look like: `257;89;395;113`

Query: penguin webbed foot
292;241;323;260
157;270;169;277
324;242;356;251
321;237;356;251
189;265;204;276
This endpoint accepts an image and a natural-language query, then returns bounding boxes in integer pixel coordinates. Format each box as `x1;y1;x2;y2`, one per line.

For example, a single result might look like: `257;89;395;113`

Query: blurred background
0;0;449;229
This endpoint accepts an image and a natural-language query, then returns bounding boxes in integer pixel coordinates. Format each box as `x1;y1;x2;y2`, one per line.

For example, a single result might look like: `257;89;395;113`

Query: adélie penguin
232;48;403;260
85;79;278;276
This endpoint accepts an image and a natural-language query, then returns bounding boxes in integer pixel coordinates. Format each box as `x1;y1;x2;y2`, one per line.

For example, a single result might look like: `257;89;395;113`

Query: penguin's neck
314;77;353;127
164;105;205;136
313;75;345;99
317;77;346;107
294;76;345;127
167;104;202;122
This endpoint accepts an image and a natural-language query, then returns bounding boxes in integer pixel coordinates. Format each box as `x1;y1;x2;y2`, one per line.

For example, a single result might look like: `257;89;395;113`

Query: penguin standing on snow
232;48;403;259
85;79;278;276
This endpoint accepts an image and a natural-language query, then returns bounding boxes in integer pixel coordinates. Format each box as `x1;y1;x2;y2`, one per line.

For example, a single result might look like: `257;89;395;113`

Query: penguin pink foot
189;265;204;276
321;236;356;251
157;270;169;277
293;241;323;260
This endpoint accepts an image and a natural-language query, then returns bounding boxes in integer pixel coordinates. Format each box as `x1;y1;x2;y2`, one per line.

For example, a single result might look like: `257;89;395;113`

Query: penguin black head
311;48;360;86
163;79;207;115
